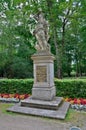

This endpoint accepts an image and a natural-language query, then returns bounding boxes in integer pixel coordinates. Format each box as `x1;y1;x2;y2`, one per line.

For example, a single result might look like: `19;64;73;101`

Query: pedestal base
32;86;56;101
7;97;70;119
21;97;63;110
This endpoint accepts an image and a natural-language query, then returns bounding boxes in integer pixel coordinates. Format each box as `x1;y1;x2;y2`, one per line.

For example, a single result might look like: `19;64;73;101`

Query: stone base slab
21;97;63;110
7;97;70;119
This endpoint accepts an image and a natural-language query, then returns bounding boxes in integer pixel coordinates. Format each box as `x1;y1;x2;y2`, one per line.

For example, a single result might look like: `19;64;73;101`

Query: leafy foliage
0;0;86;78
0;79;86;98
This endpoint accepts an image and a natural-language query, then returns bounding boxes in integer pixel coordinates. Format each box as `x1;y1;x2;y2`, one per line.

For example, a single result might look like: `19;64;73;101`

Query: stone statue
33;10;50;52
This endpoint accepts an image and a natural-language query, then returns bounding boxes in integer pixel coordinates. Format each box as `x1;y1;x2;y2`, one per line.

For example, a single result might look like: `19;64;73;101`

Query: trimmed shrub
55;79;86;98
0;79;33;94
0;79;86;98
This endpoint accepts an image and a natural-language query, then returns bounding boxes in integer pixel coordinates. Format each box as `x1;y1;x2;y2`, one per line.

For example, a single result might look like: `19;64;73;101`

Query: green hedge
55;79;86;98
0;79;33;94
0;79;86;98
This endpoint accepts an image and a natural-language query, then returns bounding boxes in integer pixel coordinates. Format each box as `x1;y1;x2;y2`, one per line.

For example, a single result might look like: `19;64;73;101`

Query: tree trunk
53;28;63;79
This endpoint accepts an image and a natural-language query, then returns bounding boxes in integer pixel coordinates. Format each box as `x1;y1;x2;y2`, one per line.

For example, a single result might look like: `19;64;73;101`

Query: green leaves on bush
0;79;33;94
55;79;86;98
0;79;86;98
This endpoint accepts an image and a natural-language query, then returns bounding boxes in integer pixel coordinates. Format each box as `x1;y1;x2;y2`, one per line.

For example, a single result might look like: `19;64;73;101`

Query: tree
0;0;86;78
0;0;35;78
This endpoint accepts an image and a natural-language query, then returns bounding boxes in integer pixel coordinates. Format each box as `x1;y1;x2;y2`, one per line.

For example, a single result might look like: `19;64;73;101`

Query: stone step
7;101;70;119
21;97;63;110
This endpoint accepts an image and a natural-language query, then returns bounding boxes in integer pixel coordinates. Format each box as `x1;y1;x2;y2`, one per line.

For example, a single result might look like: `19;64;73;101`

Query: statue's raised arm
33;10;50;52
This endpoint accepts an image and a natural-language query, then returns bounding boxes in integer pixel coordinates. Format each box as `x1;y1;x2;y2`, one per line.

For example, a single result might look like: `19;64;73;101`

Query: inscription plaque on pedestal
36;66;47;82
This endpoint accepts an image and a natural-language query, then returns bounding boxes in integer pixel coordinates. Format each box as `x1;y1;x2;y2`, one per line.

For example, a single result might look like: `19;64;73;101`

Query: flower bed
0;94;86;111
64;98;86;112
0;93;30;103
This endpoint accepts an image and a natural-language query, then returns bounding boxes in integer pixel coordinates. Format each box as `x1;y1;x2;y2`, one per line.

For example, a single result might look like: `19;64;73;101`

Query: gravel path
0;113;71;130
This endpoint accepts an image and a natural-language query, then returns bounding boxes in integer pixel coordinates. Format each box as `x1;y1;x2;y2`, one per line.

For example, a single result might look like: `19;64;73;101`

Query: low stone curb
0;97;19;103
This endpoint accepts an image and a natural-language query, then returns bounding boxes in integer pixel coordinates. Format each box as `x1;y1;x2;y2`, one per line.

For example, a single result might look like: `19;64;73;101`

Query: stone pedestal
31;52;56;101
7;52;70;119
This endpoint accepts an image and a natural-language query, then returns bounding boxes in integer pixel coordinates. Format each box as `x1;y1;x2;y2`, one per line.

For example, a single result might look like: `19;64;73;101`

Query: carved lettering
36;66;47;82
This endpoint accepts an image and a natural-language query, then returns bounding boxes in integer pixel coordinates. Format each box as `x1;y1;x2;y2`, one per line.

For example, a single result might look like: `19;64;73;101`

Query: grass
65;109;79;121
55;77;86;82
0;103;16;115
64;108;86;128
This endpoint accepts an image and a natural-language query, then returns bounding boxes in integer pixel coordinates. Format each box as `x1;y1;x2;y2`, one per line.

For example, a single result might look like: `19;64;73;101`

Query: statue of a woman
33;11;50;52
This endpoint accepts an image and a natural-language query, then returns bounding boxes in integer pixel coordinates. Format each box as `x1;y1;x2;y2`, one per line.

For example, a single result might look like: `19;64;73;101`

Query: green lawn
55;76;86;81
0;103;14;115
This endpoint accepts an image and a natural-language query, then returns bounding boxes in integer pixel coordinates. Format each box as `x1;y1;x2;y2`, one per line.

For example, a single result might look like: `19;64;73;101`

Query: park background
0;0;86;98
0;0;86;79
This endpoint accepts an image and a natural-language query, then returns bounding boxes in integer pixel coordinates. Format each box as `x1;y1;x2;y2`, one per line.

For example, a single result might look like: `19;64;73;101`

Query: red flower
73;99;78;104
14;94;20;99
64;98;86;105
81;99;86;105
2;94;9;98
24;94;30;99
